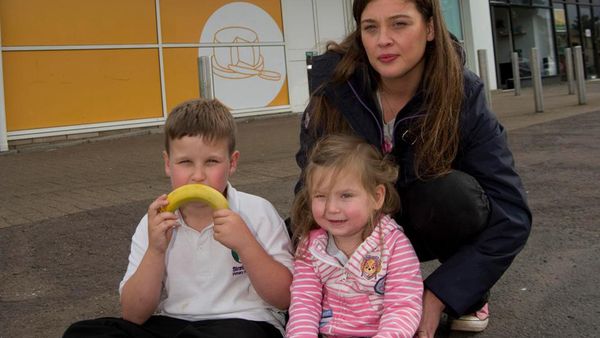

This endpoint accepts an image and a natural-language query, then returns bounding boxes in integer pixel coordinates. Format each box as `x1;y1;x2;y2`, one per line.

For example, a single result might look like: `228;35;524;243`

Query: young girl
286;134;423;338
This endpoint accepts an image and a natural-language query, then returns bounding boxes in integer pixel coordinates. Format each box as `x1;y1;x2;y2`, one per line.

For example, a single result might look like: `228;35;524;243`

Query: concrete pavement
0;81;599;337
1;81;598;229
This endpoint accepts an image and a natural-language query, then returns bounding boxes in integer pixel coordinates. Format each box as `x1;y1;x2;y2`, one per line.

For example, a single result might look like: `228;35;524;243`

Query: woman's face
360;0;434;84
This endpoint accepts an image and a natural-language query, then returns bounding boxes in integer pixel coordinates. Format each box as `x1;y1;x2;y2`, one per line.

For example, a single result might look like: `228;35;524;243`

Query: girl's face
360;0;434;84
310;166;385;249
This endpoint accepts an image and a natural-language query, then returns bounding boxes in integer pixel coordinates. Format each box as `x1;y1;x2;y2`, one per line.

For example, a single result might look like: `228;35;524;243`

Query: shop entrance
577;5;598;79
553;1;599;80
491;4;556;89
492;6;518;89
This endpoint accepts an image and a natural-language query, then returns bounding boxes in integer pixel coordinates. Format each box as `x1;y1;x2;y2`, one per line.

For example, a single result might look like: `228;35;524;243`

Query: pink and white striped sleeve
375;232;423;338
286;254;323;338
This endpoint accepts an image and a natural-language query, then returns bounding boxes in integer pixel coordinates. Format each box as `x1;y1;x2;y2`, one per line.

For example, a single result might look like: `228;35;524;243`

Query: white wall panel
314;0;348;52
282;0;315;112
462;0;497;89
282;0;350;112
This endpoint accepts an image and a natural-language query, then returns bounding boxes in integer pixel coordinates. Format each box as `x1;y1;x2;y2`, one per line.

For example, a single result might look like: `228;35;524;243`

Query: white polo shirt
120;184;294;333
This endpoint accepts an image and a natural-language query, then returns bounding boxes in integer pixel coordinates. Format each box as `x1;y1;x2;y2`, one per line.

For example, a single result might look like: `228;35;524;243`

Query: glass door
492;6;515;89
594;6;600;79
553;3;569;79
566;4;582;47
580;6;598;79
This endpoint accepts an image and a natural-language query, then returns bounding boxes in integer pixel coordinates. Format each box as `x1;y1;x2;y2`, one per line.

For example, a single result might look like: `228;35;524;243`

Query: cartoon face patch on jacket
360;255;382;280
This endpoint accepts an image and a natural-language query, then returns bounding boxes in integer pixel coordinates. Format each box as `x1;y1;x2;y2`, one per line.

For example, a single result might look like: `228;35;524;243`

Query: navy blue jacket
295;52;532;316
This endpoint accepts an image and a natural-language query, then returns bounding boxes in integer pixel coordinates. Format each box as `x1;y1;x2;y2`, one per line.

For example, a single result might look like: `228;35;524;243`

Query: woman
294;0;532;336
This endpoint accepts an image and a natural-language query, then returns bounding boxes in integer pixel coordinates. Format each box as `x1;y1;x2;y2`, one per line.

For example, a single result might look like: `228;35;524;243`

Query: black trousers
62;316;282;338
398;170;491;314
398;170;490;262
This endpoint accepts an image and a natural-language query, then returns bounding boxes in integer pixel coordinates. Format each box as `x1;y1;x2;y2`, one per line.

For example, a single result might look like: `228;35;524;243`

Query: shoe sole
450;317;489;332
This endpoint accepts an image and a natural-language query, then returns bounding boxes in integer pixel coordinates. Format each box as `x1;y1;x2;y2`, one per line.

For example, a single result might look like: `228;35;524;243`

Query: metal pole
511;52;521;96
198;55;214;100
573;46;587;105
477;49;492;109
343;0;355;34
530;48;544;113
155;0;168;119
0;19;9;152
565;47;575;95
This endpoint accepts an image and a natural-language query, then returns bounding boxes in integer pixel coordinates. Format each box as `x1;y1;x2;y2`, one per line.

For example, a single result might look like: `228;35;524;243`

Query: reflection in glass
594;6;600;78
492;7;517;89
511;7;557;77
553;4;569;79
567;4;581;47
580;6;598;78
532;0;550;6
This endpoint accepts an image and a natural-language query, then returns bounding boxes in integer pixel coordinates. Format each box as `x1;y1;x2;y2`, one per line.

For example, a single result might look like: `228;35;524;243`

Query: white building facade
282;0;498;115
0;0;496;151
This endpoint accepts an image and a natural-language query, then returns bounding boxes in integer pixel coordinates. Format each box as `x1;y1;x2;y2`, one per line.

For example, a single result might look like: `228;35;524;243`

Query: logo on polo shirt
232;265;246;276
231;249;246;276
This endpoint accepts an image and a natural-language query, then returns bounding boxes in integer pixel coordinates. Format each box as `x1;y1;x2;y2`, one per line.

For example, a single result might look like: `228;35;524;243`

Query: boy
63;99;293;338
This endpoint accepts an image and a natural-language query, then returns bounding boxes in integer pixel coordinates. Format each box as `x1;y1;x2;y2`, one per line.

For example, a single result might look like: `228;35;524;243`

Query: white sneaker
450;303;489;332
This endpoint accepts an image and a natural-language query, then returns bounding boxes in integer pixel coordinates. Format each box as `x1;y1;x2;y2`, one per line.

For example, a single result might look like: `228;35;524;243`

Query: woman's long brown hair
307;0;464;178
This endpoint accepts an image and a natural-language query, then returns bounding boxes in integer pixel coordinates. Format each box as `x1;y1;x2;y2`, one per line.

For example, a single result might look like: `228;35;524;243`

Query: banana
162;184;228;212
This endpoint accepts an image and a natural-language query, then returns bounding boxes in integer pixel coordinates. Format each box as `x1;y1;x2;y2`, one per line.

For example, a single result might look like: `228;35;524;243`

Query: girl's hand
147;194;180;254
212;209;255;253
415;289;445;338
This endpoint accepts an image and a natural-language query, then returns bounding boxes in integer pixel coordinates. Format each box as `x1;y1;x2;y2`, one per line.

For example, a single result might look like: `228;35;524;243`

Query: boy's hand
213;209;255;253
147;194;180;254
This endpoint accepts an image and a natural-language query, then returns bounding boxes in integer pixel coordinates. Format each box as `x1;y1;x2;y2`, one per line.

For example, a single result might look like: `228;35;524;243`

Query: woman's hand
415;289;445;338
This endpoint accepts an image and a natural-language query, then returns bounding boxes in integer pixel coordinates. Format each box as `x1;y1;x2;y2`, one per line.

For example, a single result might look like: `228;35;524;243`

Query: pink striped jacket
286;215;423;338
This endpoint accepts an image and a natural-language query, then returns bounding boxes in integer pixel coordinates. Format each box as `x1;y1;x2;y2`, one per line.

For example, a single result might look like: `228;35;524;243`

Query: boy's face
163;135;239;196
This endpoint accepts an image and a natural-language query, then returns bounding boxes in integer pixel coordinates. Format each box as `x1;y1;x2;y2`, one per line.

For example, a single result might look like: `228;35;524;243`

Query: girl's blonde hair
308;0;464;178
290;134;400;252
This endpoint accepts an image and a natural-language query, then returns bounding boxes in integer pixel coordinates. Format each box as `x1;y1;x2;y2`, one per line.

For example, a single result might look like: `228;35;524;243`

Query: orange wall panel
163;48;201;112
3;49;163;131
0;0;157;45
160;0;283;44
270;78;290;107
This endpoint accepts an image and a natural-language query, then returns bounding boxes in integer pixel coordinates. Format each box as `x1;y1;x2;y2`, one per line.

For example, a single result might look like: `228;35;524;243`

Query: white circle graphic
199;2;286;110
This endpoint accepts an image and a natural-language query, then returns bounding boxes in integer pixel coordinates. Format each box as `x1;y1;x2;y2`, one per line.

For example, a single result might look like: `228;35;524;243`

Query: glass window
441;0;463;40
511;0;531;5
553;4;569;79
567;4;581;47
580;6;598;78
492;6;516;89
593;6;600;77
532;0;551;6
511;7;557;76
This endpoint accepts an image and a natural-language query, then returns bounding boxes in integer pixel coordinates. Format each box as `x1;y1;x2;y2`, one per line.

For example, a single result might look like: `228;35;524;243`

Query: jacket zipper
348;80;425;149
347;81;385;149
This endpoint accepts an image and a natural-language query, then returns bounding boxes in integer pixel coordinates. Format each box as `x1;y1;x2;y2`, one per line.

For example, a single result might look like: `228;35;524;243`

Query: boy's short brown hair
164;99;236;154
